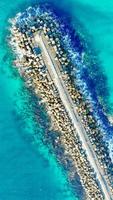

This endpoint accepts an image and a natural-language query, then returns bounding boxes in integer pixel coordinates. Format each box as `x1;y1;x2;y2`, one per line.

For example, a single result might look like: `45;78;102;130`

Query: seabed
9;6;113;200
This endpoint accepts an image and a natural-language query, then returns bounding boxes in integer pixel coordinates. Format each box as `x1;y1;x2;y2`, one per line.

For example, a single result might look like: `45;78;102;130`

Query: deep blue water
0;0;79;200
0;0;113;199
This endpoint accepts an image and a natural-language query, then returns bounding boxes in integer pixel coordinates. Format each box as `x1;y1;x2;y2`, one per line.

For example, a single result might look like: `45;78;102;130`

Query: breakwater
9;6;113;200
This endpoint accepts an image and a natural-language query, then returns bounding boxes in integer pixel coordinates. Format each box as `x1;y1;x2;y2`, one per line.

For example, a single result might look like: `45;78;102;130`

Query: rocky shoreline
9;6;113;200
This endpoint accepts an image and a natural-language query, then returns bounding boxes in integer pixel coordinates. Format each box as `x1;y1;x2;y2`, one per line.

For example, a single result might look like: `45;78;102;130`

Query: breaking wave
10;4;113;160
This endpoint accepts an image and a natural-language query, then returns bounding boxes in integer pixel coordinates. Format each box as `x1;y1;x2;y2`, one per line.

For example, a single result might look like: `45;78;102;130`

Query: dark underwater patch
38;3;113;136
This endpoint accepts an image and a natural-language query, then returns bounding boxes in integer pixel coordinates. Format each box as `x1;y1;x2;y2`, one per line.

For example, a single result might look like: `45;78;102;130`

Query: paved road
34;32;113;200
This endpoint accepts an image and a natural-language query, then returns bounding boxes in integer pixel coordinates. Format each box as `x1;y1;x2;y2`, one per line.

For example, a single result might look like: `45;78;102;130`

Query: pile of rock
9;8;113;199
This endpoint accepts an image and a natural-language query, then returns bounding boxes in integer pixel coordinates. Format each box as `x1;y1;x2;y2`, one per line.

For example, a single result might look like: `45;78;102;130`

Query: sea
0;0;113;200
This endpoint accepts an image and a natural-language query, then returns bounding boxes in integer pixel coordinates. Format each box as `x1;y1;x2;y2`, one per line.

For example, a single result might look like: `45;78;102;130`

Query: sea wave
62;31;113;160
10;4;113;160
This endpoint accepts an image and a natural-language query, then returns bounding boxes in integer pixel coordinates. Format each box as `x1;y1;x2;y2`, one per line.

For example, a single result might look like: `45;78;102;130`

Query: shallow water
0;0;113;199
0;0;79;200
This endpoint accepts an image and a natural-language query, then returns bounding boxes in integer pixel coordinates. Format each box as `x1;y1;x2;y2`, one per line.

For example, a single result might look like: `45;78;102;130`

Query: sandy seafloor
0;0;113;200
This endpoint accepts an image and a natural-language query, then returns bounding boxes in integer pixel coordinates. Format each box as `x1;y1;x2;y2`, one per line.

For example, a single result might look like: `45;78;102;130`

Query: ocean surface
0;0;113;200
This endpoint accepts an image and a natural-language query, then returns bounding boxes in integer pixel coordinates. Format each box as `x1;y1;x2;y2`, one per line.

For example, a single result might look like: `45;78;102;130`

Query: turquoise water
67;1;113;112
46;0;113;157
0;0;79;200
0;0;113;199
53;0;113;115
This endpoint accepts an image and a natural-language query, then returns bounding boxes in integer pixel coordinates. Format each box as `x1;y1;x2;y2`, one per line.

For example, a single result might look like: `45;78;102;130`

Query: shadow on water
0;23;77;200
37;1;112;110
4;0;112;115
26;89;85;200
35;2;113;133
3;1;113;199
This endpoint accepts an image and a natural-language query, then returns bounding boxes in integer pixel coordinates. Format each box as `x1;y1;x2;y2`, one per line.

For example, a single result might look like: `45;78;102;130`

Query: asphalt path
34;32;113;200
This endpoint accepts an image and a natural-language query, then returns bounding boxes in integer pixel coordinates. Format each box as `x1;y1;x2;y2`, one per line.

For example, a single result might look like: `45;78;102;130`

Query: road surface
34;32;113;200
